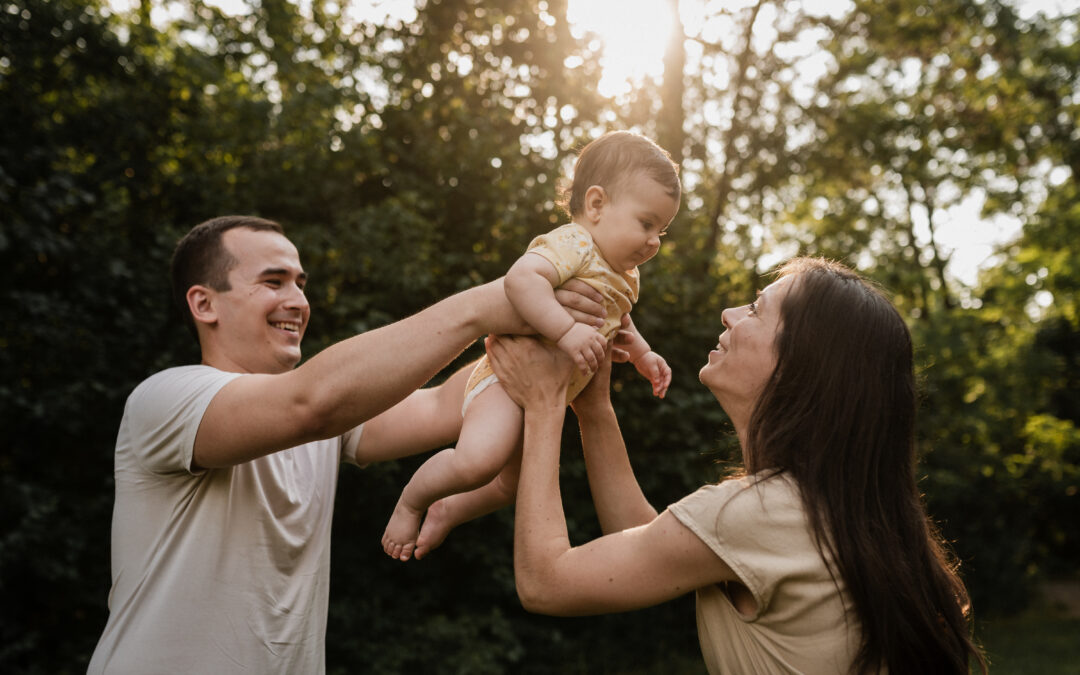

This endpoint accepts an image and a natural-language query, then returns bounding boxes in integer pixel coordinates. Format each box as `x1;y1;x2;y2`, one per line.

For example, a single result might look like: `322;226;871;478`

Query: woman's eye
748;301;757;315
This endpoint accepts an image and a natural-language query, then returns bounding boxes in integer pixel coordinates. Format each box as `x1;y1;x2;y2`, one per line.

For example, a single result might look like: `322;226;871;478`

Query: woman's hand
609;313;634;363
486;334;573;410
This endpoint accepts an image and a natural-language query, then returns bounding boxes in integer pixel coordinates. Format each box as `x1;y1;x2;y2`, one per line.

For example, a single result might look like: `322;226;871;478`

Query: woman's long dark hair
744;258;987;674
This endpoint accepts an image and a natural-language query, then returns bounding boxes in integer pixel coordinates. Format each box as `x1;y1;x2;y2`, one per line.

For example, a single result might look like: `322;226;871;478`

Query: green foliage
978;613;1080;674
1;0;1077;671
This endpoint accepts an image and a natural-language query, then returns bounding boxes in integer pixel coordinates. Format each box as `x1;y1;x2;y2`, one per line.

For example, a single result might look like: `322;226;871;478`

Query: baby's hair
557;131;681;218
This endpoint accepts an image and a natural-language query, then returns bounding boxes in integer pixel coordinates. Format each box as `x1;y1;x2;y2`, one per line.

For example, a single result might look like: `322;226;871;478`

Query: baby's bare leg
415;446;521;559
382;383;523;561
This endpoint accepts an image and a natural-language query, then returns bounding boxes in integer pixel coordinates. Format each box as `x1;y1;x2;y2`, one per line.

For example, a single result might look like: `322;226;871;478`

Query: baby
383;131;681;561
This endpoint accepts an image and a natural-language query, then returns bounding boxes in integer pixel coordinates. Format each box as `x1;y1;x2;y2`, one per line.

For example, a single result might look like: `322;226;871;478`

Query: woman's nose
721;306;734;329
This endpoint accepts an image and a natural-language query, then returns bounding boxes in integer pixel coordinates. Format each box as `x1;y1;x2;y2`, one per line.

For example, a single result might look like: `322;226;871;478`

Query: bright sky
564;0;1066;288
112;0;1072;287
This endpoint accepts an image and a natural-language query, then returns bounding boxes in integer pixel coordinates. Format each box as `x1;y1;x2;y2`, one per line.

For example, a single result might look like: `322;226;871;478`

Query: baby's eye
747;301;758;315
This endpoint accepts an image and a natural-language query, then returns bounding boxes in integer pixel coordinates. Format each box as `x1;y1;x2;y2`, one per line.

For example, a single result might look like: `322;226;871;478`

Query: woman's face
699;274;797;420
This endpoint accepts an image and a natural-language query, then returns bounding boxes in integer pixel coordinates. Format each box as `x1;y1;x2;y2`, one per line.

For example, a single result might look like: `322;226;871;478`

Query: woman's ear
187;285;218;327
583;185;607;223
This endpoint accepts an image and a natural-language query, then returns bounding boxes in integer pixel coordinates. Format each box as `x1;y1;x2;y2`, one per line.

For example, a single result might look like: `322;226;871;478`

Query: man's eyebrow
260;267;308;281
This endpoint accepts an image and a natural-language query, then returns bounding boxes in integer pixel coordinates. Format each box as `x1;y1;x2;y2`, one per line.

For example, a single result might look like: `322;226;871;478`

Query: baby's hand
633;351;671;399
556;323;607;374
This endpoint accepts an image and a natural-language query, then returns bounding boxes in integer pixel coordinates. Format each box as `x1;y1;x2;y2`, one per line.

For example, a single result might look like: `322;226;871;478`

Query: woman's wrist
571;397;614;421
524;400;569;418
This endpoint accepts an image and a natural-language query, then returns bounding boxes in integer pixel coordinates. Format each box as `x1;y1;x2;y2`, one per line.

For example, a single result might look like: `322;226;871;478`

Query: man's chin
276;347;303;371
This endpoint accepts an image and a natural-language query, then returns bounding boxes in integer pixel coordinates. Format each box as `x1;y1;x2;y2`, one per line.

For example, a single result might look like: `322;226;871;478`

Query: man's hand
632;351;671;399
555;279;606;329
556;323;607;375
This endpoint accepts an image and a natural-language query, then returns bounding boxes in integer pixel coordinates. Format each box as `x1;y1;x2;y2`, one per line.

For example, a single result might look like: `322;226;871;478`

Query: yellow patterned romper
462;222;640;413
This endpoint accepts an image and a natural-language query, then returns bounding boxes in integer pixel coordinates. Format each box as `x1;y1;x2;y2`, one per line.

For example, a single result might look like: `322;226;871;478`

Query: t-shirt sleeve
340;424;367;467
122;366;242;475
525;225;594;286
668;475;810;620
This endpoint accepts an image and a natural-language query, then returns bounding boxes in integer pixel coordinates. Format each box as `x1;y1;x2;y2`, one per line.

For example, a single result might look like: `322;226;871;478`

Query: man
88;216;603;674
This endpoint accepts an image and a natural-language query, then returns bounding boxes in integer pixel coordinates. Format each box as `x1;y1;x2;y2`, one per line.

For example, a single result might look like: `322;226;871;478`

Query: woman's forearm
577;403;657;533
513;404;573;605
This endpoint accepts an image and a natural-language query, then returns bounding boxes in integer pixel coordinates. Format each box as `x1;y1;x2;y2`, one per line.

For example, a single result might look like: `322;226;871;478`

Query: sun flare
566;0;676;98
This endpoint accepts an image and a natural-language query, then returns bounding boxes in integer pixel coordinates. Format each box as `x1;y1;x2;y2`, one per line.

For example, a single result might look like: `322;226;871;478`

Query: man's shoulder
134;364;222;390
127;365;241;413
118;365;245;473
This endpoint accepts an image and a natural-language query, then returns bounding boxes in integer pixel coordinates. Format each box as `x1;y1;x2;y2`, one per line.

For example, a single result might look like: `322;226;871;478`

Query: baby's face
588;172;679;272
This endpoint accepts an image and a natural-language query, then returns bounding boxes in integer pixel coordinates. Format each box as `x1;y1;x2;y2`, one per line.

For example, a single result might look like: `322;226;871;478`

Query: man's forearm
195;281;518;469
293;281;506;437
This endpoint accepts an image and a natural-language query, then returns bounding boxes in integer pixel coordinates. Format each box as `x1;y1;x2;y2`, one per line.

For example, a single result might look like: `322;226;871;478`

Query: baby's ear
583;185;607;222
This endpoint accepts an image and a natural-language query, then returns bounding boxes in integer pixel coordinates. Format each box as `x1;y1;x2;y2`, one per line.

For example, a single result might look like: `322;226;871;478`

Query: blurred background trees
1;0;1076;672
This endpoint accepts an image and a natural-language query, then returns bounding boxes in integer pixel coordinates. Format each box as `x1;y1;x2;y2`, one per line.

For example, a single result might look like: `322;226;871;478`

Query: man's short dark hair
170;215;284;335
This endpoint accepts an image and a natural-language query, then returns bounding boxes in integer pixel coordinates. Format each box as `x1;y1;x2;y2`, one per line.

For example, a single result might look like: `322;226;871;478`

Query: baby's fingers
591;335;608;362
575;352;593;374
654;373;671;399
650;362;672;399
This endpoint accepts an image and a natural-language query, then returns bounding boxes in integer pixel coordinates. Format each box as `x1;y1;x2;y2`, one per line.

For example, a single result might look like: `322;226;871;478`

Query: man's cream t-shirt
669;473;862;675
88;365;364;674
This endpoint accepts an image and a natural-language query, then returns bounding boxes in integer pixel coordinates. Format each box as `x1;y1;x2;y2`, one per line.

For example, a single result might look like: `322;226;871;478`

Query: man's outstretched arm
194;279;604;468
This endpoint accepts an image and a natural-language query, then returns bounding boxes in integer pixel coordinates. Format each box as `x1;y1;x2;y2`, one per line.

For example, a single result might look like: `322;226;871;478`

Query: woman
487;257;987;674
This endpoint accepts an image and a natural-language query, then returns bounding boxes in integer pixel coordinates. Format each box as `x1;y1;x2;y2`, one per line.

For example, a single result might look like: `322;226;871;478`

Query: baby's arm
617;315;671;399
505;253;607;374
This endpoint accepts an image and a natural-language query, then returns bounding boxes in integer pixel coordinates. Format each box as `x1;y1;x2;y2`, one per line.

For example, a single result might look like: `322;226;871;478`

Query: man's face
209;228;310;374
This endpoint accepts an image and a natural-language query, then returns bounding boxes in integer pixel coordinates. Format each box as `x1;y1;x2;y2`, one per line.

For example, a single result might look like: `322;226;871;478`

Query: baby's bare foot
382;498;422;561
414;498;456;560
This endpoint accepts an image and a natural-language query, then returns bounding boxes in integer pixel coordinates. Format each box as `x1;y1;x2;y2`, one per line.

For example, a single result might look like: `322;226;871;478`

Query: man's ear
583;185;607;223
187;285;218;327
